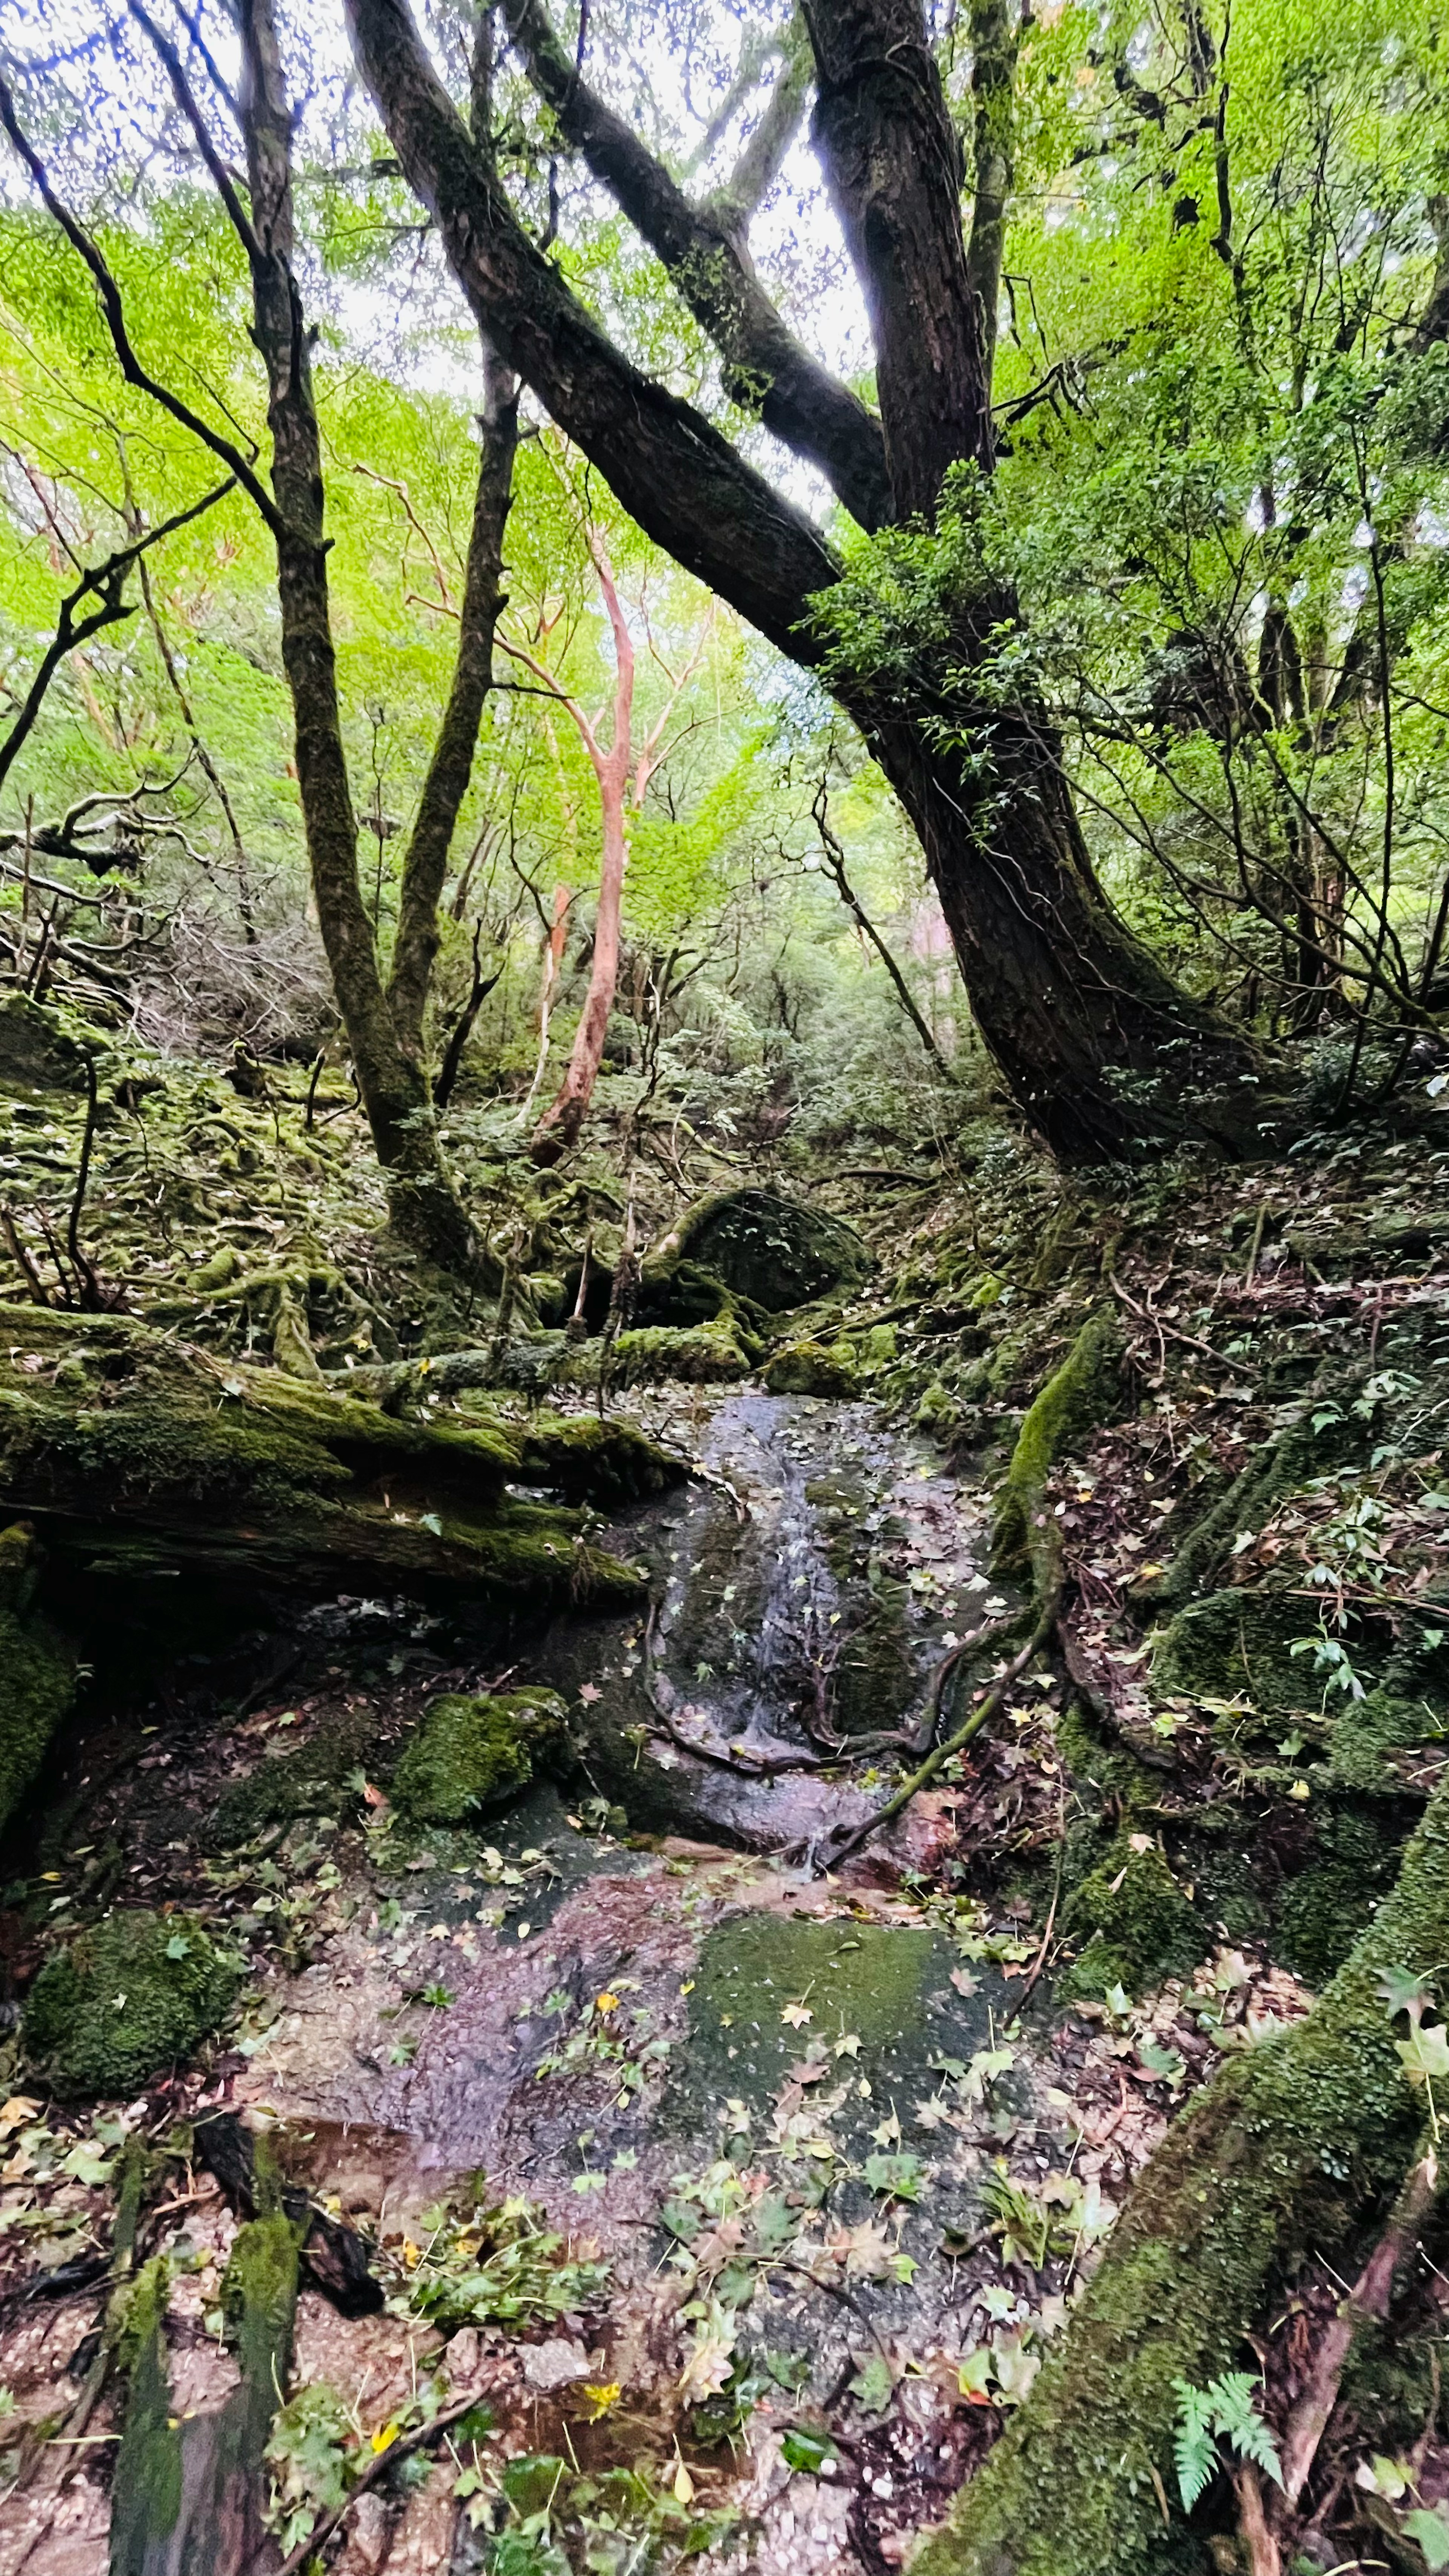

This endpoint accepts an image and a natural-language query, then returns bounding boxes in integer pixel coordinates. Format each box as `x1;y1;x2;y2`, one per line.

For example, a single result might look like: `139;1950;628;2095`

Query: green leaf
780;2429;836;2474
862;2152;924;2202
1172;2380;1217;2513
1404;2508;1449;2572
849;2355;895;2415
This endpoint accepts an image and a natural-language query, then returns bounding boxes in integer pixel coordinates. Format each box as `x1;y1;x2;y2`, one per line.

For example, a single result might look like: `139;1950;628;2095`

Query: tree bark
800;0;993;514
346;0;1275;1163
964;0;1020;391
388;340;518;1063
237;0;476;1266
500;0;891;531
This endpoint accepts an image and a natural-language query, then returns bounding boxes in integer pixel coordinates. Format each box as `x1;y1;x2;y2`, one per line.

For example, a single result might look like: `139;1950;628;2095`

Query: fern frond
1171;2379;1217;2513
1208;2372;1284;2489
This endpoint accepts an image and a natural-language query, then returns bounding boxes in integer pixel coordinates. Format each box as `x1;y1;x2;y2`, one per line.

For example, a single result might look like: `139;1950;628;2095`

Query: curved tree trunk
864;703;1267;1158
345;0;1277;1165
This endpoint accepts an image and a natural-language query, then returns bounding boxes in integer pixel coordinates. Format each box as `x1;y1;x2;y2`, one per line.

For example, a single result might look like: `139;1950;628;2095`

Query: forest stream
0;1376;1097;2576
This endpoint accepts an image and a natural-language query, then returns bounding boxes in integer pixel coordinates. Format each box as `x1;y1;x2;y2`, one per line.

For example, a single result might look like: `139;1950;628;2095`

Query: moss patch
0;1523;77;1835
23;1909;239;2098
991;1311;1123;1597
1059;1835;1204;1999
762;1338;860;1397
391;1688;567;1826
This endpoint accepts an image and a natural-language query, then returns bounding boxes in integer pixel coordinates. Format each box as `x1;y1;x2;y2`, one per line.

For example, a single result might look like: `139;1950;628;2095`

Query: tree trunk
865;701;1268;1158
345;0;1278;1166
531;781;627;1164
238;0;477;1269
388;340;518;1063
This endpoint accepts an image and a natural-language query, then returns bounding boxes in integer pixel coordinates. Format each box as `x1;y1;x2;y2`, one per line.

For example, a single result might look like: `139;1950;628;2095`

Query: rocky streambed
0;1369;1156;2576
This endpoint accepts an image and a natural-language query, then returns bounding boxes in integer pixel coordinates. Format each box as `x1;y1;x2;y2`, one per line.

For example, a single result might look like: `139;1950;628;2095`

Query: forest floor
2;996;1449;2576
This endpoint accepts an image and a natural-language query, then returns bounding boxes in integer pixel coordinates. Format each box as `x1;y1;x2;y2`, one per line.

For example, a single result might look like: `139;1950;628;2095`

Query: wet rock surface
0;1375;1076;2576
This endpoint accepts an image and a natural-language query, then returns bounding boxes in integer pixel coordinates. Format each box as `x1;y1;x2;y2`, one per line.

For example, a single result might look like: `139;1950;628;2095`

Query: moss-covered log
0;1302;658;1610
990;1309;1123;1598
912;1768;1449;2576
110;2203;299;2576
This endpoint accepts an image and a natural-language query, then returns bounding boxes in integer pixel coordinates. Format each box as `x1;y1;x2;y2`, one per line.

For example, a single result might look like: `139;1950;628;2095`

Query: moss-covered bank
913;1768;1449;2576
991;1310;1123;1598
0;1520;76;1833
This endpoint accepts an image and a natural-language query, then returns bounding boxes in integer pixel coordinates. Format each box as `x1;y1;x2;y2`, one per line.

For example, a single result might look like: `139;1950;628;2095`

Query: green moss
1059;1835;1204;1999
208;1711;380;1847
762;1338;860;1396
991;1311;1123;1597
223;2207;300;2436
392;1688;567;1826
1151;1586;1345;1714
0;1523;77;1834
111;2211;298;2576
912;1767;1449;2576
109;2258;182;2576
23;1909;239;2098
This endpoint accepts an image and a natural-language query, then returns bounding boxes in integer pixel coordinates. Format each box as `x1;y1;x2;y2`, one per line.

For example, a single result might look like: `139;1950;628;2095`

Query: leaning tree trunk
864;696;1268;1158
345;0;1279;1167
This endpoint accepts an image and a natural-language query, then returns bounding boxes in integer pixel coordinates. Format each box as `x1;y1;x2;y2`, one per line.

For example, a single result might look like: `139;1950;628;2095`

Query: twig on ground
809;1596;1059;1872
275;2383;494;2576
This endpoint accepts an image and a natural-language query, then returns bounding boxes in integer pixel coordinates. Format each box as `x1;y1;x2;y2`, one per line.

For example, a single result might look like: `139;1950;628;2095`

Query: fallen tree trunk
0;1303;666;1613
913;1768;1449;2576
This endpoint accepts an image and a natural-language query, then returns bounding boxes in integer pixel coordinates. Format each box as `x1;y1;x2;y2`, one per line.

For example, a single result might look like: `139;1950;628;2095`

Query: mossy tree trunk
912;1771;1449;2576
234;0;515;1269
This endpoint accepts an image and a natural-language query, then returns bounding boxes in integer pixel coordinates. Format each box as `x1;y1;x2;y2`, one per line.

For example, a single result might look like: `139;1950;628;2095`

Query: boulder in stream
643;1187;870;1318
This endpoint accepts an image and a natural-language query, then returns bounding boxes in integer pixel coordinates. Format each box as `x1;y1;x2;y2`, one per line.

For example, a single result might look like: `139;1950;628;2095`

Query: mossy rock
1059;1835;1204;1999
645;1188;870;1317
391;1688;567;1826
0;990;110;1093
762;1338;860;1398
208;1712;381;1849
24;1910;240;2098
1151;1585;1393;1718
0;1523;77;1836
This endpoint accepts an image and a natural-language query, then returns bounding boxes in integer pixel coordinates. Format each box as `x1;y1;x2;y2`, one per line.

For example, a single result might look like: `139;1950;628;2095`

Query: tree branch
344;0;844;669
0;77;280;536
498;0;890;529
0;480;235;800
